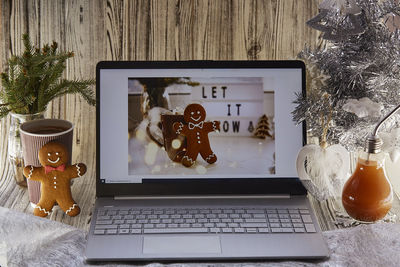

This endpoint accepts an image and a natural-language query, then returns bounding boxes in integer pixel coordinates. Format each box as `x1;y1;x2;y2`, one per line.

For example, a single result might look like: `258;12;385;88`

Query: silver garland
294;0;400;151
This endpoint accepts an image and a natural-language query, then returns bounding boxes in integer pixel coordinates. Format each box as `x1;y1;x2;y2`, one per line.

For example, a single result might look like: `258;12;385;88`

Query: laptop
85;60;330;261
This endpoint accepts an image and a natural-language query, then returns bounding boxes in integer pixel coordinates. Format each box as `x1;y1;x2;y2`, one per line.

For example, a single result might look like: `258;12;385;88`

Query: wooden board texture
0;0;363;231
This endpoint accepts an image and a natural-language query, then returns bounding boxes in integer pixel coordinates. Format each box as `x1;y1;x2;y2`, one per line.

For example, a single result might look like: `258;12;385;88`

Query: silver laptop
85;61;329;261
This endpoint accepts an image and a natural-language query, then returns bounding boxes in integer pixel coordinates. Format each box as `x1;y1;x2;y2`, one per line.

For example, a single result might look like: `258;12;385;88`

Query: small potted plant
0;33;95;186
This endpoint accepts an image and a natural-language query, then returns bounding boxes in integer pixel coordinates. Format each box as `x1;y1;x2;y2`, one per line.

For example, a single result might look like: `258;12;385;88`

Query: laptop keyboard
93;207;316;235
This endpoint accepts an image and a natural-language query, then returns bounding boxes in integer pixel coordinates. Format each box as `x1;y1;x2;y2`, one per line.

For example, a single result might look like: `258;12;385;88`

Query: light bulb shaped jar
342;151;393;222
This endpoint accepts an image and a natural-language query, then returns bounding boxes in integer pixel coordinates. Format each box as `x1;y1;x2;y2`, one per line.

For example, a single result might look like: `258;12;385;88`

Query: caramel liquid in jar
342;152;393;222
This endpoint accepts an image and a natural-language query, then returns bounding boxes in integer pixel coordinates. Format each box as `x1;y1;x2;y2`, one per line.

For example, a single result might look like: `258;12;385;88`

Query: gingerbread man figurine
23;142;87;217
173;103;220;167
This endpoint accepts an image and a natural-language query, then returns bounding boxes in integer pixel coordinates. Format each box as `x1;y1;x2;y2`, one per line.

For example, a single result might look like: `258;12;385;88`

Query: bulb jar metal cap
365;135;383;154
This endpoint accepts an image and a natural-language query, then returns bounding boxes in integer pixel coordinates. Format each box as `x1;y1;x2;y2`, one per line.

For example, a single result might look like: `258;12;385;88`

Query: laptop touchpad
143;236;222;254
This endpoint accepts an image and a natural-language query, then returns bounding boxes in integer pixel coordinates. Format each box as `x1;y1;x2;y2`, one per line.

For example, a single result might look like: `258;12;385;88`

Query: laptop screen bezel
96;60;307;197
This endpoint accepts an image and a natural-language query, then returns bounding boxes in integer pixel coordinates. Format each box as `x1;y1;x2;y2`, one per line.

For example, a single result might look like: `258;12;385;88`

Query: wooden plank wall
0;0;320;229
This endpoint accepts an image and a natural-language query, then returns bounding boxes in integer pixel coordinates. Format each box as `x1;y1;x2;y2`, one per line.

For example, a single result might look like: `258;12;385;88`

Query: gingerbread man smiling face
23;142;87;217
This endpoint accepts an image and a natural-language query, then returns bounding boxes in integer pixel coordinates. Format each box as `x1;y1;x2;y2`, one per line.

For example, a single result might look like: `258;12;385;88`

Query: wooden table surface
1;0;399;232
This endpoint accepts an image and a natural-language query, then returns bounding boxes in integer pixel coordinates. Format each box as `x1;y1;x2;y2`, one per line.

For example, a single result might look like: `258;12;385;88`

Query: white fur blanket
1;206;400;267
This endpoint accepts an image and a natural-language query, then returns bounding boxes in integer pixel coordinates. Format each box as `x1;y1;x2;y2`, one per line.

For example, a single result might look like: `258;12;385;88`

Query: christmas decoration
307;0;365;41
253;115;272;139
296;143;350;201
293;0;400;151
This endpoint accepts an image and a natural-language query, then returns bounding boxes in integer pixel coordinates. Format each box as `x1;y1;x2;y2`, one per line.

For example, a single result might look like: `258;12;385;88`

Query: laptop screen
99;63;303;184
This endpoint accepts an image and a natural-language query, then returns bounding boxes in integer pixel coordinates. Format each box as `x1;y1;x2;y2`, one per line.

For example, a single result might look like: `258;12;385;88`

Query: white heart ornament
296;144;350;201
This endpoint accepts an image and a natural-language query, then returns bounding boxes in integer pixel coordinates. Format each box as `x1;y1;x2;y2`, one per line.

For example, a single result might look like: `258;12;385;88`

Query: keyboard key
229;214;240;219
119;211;129;215
280;219;291;223
130;210;140;215
97;215;111;220
247;209;264;214
301;215;313;223
210;228;220;233
295;228;305;233
240;223;268;228
216;223;227;228
288;209;299;214
154;210;164;215
233;219;244;223
245;219;267;223
136;215;146;219
148;215;157;219
131;229;142;234
204;223;214;228
95;225;117;230
305;224;316;233
118;229;129;234
253;214;266;218
150;219;161;224
173;219;184;223
218;214;228;219
293;223;304;228
246;228;258;233
112;215;122;220
183;214;193;219
270;223;280;228
142;210;152;215
198;219;208;223
277;209;288;214
108;211;117;216
269;219;279;223
185;219;195;223
143;224;154;228
138;219;148;224
222;228;233;233
291;219;302;223
266;209;277;214
268;214;279;219
179;223;190;228
272;228;293;233
242;214;252;219
106;229;117;234
160;215;169;219
234;228;245;233
97;210;107;216
258;228;269;233
131;224;141;229
300;209;310;214
281;223;292;228
168;224;178;228
155;224;166;228
290;214;301;219
119;224;130;229
195;214;205;219
228;223;239;228
206;214;217;219
279;214;290;219
210;219;220;223
94;229;105;235
221;219;232;223
114;220;124;224
96;220;113;225
234;209;245;214
124;215;134;220
143;228;208;234
192;223;203;228
224;209;233;214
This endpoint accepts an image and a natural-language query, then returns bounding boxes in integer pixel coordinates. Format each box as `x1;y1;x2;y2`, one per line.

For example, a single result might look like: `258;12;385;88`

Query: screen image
99;68;303;183
127;77;275;177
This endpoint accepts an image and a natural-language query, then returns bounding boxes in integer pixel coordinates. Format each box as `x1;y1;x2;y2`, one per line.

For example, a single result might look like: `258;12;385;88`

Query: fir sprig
0;34;95;118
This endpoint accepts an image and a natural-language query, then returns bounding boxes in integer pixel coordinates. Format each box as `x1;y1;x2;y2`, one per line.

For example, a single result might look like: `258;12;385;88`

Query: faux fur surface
1;206;400;267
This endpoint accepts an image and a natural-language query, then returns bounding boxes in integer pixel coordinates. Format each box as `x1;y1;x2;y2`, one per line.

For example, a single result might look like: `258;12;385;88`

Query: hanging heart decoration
296;144;350;201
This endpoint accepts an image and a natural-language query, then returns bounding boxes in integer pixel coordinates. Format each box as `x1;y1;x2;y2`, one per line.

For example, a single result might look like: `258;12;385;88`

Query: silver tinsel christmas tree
293;0;400;151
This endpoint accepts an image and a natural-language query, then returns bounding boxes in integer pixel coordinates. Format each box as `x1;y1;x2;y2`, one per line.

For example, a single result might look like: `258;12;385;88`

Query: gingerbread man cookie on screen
173;103;220;167
23;142;86;217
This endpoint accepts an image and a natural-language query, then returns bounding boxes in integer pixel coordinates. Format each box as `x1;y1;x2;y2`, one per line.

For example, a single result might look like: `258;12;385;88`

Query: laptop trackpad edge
143;235;222;254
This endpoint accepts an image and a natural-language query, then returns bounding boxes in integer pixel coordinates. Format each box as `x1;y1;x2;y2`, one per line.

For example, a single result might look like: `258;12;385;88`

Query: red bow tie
45;164;66;174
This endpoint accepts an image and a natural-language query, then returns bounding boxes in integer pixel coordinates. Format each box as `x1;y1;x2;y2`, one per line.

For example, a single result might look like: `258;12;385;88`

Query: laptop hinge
114;194;290;200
